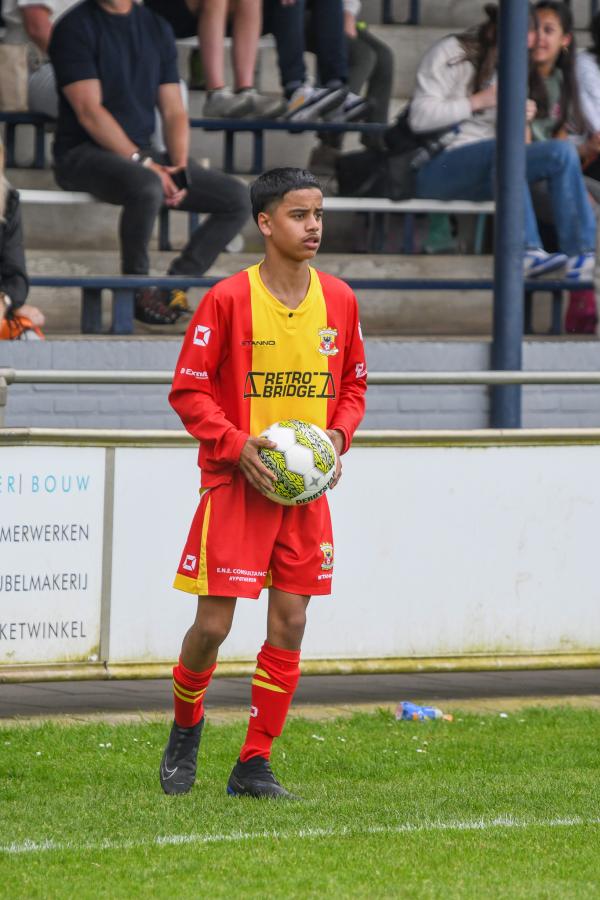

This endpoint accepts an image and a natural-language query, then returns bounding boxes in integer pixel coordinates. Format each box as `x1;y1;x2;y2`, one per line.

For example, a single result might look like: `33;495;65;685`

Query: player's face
260;188;323;261
533;9;571;70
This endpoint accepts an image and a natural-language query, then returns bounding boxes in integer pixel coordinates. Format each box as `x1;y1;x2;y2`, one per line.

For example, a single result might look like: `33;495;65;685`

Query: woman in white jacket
409;4;595;283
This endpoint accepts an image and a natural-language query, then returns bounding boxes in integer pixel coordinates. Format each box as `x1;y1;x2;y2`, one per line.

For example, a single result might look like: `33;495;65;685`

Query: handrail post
491;0;528;428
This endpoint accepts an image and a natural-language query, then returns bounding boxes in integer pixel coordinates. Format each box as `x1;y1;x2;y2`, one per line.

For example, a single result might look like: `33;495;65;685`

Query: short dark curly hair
250;167;322;223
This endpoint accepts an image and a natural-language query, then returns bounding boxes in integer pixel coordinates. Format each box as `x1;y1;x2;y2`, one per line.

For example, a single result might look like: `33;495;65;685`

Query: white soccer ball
258;419;337;506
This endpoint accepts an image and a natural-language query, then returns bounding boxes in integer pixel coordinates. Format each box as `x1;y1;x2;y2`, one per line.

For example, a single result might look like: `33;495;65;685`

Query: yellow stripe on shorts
197;494;212;595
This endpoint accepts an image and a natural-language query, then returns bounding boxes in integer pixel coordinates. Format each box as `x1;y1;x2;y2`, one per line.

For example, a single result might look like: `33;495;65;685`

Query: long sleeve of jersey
169;288;249;467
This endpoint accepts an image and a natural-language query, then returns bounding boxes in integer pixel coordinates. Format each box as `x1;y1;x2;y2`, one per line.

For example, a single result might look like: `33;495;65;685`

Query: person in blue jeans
262;0;349;121
409;4;595;282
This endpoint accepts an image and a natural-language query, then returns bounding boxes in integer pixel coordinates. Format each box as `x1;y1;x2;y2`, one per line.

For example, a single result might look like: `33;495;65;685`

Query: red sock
172;657;216;728
239;641;301;762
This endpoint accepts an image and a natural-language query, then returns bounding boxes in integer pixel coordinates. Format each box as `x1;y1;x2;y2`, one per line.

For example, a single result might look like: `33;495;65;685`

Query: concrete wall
4;338;600;431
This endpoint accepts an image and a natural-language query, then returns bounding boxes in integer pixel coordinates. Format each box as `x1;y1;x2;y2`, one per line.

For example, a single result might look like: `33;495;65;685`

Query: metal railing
3;368;600;429
6;369;600;387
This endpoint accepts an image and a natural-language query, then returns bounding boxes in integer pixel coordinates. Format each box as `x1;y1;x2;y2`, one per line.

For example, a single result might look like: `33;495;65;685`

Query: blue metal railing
28;274;589;336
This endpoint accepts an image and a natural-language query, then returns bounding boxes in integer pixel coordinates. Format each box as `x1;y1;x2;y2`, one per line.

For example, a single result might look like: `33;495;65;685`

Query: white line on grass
2;816;599;856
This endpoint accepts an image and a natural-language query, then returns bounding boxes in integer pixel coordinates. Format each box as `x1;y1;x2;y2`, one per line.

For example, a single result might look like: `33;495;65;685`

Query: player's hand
239;436;278;495
326;429;344;489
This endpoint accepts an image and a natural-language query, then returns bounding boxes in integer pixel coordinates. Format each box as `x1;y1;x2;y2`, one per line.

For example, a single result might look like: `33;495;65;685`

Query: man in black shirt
49;0;250;325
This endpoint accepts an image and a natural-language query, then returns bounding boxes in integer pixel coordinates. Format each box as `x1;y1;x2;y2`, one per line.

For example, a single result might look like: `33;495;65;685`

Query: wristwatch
130;151;153;167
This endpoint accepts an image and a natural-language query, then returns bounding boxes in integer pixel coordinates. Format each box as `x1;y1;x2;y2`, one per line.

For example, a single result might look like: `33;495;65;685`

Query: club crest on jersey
320;542;334;570
318;327;339;356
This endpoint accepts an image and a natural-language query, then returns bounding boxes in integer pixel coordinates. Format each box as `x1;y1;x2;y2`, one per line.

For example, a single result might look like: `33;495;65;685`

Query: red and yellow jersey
170;263;367;486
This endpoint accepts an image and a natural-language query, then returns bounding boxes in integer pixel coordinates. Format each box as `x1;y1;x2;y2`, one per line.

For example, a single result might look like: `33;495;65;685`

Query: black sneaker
159;717;204;795
226;756;298;800
135;287;178;325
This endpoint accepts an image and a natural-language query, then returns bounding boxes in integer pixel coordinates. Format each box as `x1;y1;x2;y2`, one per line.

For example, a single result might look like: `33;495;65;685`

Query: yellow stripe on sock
173;684;206;704
254;668;271;680
173;681;206;700
251;678;286;693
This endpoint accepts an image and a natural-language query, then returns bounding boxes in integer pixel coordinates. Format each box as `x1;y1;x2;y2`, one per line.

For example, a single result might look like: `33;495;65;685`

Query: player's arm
169;292;276;492
328;291;368;454
170;293;247;462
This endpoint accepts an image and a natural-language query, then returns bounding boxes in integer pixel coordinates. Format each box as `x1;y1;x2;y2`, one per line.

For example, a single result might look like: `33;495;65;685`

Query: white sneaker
203;87;253;118
523;248;568;277
239;88;287;119
564;253;595;283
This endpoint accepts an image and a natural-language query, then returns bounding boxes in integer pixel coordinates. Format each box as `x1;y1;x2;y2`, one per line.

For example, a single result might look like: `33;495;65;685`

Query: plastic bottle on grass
396;701;453;722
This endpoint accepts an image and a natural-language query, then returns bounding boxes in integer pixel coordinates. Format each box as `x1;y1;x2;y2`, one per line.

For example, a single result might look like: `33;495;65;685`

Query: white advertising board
109;444;600;663
0;447;105;664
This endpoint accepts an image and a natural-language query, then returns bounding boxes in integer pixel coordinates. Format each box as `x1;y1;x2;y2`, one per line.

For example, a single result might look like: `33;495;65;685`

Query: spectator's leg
416;139;545;250
307;0;348;86
167;161;251;276
54;144;163;274
231;0;261;90
525;140;596;256
27;63;59;118
262;0;307;95
198;0;229;90
347;32;377;96
358;29;393;126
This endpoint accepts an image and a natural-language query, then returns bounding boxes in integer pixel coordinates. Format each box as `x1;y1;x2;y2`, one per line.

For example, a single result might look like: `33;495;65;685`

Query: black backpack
336;107;451;200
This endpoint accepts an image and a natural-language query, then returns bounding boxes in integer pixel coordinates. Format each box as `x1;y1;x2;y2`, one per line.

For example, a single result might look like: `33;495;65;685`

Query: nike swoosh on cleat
161;763;178;780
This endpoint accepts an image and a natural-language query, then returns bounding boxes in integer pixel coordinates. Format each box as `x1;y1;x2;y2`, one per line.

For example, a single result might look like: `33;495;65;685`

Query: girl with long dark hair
409;4;595;283
530;1;600;331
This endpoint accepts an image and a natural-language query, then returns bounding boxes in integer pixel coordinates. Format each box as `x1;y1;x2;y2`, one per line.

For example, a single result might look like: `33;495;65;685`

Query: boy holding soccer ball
161;167;367;799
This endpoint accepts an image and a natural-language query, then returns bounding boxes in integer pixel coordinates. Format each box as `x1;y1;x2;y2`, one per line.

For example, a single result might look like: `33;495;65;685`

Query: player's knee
193;616;231;650
276;609;307;644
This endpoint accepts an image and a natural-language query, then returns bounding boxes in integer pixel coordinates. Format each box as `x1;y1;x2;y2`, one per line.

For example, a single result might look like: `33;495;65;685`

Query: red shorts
173;471;334;599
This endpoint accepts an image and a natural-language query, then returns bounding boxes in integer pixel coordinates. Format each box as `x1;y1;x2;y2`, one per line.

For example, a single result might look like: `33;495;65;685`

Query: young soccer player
161;167;367;799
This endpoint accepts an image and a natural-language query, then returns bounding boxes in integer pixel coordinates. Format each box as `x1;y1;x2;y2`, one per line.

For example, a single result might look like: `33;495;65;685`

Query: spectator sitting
575;9;600;180
0;136;45;339
308;0;394;174
1;0;78;117
263;0;349;121
145;0;285;119
409;3;595;283
49;0;250;327
529;1;600;332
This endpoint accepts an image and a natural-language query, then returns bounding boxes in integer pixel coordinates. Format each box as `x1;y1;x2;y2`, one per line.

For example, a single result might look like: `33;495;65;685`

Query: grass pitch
1;706;600;899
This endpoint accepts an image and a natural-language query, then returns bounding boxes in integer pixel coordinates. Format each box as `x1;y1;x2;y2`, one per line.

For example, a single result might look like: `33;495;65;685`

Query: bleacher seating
4;2;595;339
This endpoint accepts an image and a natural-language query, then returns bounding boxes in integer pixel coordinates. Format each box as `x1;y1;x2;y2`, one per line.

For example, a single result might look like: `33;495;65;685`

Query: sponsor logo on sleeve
318;327;339;356
180;367;208;380
182;554;197;572
355;362;367;379
193;324;211;347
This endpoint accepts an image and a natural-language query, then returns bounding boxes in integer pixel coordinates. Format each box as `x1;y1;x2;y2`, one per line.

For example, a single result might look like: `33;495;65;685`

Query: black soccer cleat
226;756;298;800
159;717;204;795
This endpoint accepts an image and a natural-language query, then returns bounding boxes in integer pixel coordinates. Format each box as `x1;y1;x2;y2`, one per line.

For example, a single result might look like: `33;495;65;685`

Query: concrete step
23;249;560;339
